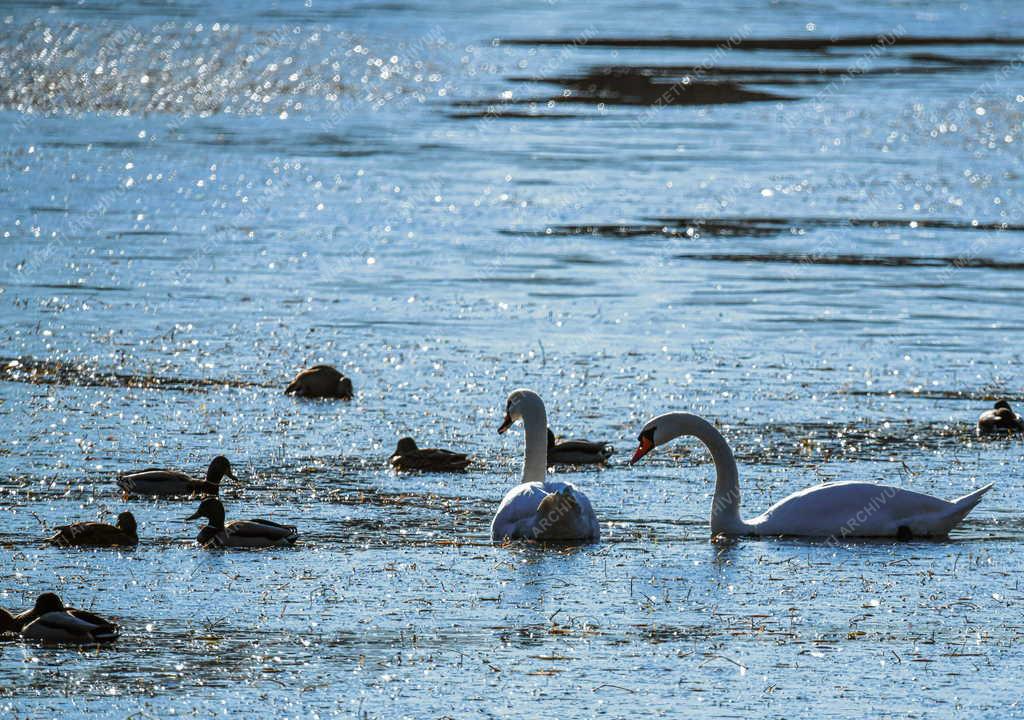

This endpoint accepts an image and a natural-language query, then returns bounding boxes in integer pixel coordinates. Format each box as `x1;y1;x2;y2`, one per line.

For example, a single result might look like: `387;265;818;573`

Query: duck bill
630;436;654;465
497;412;514;434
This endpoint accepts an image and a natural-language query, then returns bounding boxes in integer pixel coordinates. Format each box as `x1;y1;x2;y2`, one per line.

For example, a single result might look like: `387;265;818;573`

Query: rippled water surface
2;0;1023;717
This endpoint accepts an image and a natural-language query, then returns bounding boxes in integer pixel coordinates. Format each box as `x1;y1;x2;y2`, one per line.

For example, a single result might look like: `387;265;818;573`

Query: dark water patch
839;387;1023;402
507;56;1001;94
27;282;130;292
112;229;185;238
549;71;790;106
905;52;1005;66
184;129;383;158
672;252;1024;270
449;109;580;120
0;356;271;391
453;70;789;115
531;216;1024;240
500;35;1024;51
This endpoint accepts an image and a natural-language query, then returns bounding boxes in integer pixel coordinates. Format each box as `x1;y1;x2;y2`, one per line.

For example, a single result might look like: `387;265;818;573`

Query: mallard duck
978;399;1024;434
285;365;353;399
186;498;298;548
389;436;471;472
46;511;138;547
547;428;614;466
117;456;236;497
11;593;119;643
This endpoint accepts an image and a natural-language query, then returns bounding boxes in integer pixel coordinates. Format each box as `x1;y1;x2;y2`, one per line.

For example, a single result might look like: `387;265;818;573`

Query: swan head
498;388;543;434
630;414;676;464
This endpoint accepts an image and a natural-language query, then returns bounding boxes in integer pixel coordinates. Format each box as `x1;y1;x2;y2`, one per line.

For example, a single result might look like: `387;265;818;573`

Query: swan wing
490;482;547;540
551;481;601;541
492;480;600;541
749;481;990;538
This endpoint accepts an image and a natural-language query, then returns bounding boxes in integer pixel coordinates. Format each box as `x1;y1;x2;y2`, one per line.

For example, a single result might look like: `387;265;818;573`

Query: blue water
1;0;1023;717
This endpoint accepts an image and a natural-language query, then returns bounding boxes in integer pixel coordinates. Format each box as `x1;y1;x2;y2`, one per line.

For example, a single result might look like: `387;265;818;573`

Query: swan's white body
491;390;600;542
634;412;992;539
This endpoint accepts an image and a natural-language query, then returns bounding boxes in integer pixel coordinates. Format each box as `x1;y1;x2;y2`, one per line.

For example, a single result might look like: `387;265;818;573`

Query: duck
389;436;471;472
490;389;600;542
285;364;353;399
630;411;993;539
0;608;19;637
9;593;119;643
117;456;236;497
186;497;298;548
547;428;614;466
46;511;138;547
977;399;1024;434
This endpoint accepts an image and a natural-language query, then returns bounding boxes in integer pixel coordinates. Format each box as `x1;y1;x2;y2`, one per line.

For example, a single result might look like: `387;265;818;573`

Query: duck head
394;437;419;455
337;376;354;399
206;456;237;485
498;389;543;434
994;399;1013;411
116;511;137;535
547;428;557;448
186;497;227;529
34;592;65;615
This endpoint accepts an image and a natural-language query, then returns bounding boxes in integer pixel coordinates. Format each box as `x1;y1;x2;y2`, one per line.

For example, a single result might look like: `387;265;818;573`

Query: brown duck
978;399;1024;434
285;365;353;399
186;498;299;548
389;437;471;472
117;456;236;497
46;511;138;548
5;593;119;643
547;428;614;466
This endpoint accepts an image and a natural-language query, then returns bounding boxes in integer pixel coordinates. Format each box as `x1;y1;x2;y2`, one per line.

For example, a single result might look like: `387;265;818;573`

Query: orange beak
497;412;514;434
630;435;654;465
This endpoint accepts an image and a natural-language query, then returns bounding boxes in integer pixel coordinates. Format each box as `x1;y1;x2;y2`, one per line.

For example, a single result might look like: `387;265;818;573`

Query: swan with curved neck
490;389;600;542
631;412;993;539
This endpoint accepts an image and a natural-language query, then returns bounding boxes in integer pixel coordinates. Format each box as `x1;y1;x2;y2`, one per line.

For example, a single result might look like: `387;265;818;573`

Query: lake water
1;0;1023;717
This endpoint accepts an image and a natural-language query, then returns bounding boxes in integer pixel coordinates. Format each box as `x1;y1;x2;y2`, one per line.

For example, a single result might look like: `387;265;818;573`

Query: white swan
490;389;600;542
630;412;993;539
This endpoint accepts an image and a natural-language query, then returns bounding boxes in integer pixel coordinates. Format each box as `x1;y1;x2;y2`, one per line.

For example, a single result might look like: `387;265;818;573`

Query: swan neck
664;414;745;533
521;400;548;485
